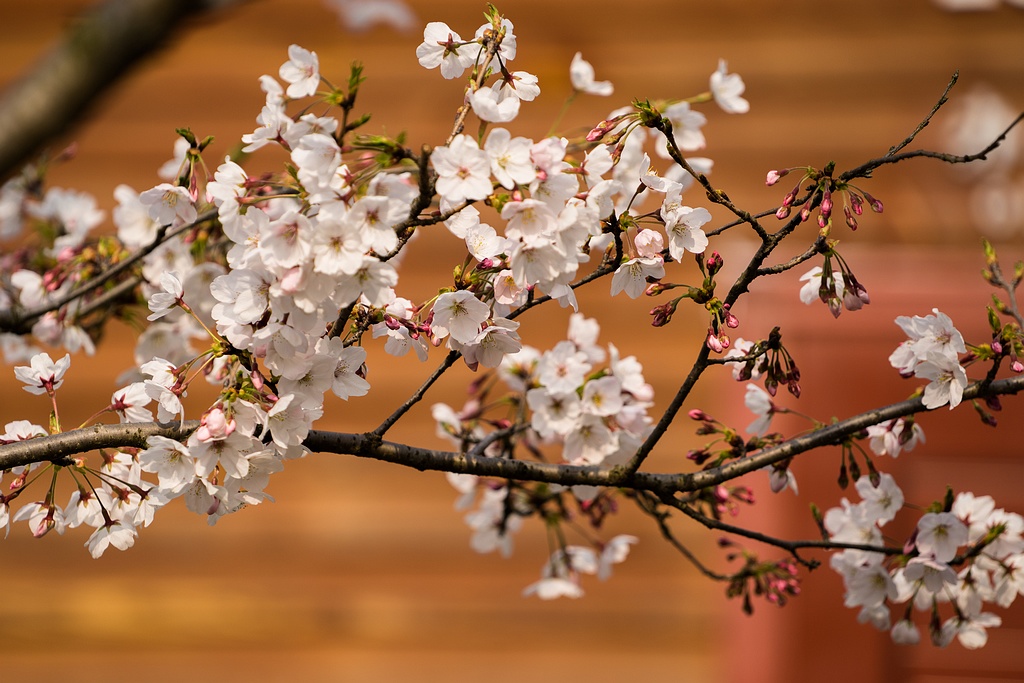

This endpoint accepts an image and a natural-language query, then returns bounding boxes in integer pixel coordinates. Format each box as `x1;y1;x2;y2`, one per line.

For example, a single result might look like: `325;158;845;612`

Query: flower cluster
828;478;1024;649
434;314;653;597
0;4;746;560
889;308;968;409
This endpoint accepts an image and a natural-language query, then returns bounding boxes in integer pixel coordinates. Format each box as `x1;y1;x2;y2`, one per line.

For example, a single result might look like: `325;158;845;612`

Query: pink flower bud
688;409;709;421
844;206;858;230
827;296;842;319
686;449;711;465
196;406;235;442
706;330;724;353
766;169;789;186
1013;360;1024;373
850;193;864;215
820;189;832;217
863;191;883;213
706;251;724;274
776;205;791;220
782;186;799;207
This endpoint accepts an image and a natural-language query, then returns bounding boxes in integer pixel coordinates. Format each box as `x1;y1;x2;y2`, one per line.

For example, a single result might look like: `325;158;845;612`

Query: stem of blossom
548;92;578;138
653;119;768;240
446;37;503;145
48;390;61;434
180;300;220;342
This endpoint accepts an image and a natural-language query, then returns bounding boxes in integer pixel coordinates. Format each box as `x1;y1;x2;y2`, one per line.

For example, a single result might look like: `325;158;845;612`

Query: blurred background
1;0;1023;681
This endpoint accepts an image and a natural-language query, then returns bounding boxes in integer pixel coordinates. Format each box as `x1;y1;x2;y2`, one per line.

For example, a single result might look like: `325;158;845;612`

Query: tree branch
5;375;1023;494
0;209;216;333
0;0;244;181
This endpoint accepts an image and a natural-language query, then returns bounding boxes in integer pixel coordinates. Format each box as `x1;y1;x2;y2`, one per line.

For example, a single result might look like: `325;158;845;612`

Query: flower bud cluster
797;253;870;319
769;164;883;232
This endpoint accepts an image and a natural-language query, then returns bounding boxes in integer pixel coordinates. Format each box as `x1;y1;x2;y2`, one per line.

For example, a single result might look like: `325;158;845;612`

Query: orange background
1;1;1024;681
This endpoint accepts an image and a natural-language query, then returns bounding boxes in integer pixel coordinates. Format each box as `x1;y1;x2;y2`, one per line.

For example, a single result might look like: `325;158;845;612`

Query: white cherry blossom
570;52;613;96
710;59;749;114
279;44;320;98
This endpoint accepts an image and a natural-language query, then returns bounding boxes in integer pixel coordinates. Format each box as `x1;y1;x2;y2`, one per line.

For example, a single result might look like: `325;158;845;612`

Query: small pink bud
776;205;791;220
706;330;724;353
827;296;842;319
850;193;864;215
766;169;789;186
844;206;858;230
1013;360;1024;373
688;409;709;421
782;187;799;208
820;189;833;216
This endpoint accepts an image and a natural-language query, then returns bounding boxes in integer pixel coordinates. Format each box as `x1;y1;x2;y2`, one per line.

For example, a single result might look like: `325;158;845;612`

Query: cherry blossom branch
684;373;1024;490
705;206;781;239
754;238;825;277
655;120;769;240
623;199;816;474
632;489;730;581
506;260;618;320
0;209;216;333
621;343;711;476
6;374;1022;491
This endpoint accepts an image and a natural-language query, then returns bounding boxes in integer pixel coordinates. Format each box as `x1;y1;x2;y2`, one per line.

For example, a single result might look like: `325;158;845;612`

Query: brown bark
0;0;242;181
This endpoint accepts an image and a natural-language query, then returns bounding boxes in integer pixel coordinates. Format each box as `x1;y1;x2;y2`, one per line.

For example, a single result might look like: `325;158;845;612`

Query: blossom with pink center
14;352;71;395
416;22;476;79
431;290;491;344
431;135;493;204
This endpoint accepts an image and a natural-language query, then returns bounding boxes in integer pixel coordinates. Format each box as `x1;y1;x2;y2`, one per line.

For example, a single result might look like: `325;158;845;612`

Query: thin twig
665;494;901;562
886;71;958;158
372;350;461;438
841;112;1024;182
